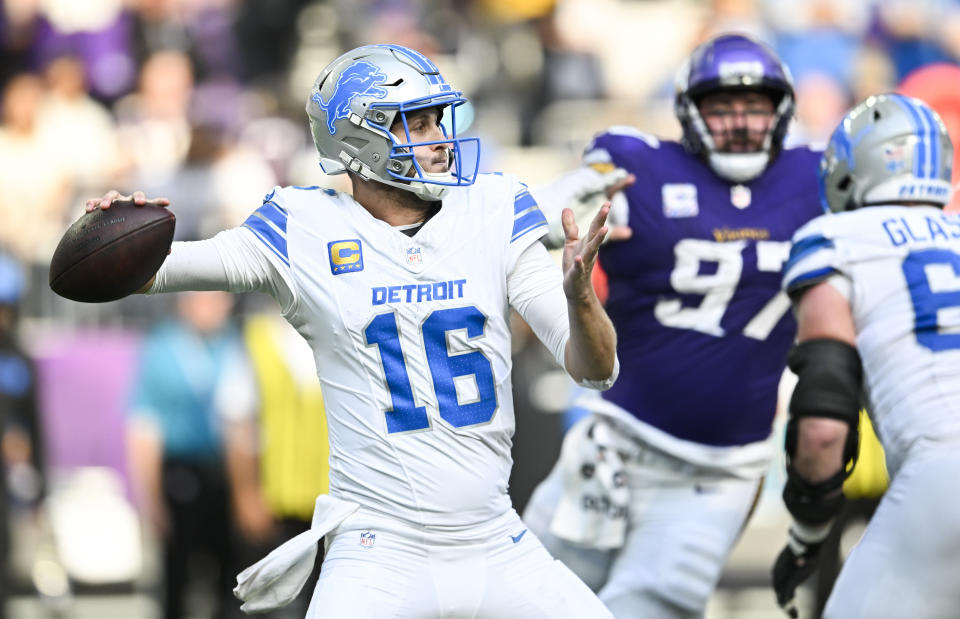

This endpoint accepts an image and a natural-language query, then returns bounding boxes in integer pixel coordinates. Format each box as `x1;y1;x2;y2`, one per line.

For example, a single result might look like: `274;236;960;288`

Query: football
49;200;176;303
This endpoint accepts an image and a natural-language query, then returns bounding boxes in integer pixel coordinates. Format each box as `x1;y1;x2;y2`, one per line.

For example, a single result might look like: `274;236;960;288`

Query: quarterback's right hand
85;189;170;212
85;190;174;285
535;167;635;249
772;526;827;618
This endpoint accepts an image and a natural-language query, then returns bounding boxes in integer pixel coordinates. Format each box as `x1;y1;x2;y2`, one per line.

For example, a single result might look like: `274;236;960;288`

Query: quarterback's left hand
561;203;608;302
772;526;827;618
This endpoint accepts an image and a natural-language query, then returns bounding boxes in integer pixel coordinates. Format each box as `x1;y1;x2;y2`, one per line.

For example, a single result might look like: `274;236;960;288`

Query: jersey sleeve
508;242;568;369
150;188;300;315
504;175;549;273
782;215;847;299
583;126;660;171
508;242;619;390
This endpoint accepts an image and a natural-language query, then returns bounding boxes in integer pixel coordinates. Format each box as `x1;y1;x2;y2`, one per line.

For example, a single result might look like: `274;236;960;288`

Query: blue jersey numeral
364;306;497;434
365;312;430;433
902;248;960;351
423;307;498;428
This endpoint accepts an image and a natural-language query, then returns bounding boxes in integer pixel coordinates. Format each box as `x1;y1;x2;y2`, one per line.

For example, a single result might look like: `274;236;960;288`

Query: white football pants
824;445;960;619
523;422;761;619
306;506;612;619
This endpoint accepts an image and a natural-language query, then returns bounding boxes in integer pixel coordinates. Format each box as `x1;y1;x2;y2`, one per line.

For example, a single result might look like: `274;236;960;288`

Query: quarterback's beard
382;179;441;212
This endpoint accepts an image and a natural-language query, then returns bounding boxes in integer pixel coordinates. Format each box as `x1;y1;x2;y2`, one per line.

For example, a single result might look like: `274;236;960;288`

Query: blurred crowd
4;0;960;298
3;0;960;617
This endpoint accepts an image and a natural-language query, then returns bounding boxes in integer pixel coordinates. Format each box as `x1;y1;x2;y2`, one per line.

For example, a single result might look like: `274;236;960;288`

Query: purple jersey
589;128;822;446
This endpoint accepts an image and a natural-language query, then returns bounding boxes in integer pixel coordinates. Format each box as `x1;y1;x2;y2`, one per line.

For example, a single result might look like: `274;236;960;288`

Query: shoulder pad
584;126;661;167
291;185;338;196
600;126;660;148
783;217;840;296
782;133;826;153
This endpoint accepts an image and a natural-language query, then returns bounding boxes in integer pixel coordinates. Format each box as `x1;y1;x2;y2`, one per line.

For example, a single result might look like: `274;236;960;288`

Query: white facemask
708;152;770;183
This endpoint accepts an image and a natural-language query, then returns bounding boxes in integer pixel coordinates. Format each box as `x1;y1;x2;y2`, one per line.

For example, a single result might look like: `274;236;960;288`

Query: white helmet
820;93;953;212
306;44;480;201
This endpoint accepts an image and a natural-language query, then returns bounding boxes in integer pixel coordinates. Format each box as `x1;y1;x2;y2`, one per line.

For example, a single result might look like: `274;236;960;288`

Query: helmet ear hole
873;109;882;122
836;176;852;191
342;136;368;149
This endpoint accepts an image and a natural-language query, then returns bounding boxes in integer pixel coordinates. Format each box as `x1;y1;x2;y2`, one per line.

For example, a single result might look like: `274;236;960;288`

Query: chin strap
408;172;454;201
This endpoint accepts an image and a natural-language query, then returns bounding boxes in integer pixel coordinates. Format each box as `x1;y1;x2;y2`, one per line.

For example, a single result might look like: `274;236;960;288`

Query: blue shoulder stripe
511;208;548;242
785;266;838;294
257;201;288;232
785;234;834;273
514;190;538;215
243;208;289;266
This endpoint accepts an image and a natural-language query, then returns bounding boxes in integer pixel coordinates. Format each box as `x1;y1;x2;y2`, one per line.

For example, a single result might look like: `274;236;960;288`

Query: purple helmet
675;34;795;183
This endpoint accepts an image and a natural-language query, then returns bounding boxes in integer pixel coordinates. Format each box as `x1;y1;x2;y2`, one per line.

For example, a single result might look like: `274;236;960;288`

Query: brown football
49;200;176;303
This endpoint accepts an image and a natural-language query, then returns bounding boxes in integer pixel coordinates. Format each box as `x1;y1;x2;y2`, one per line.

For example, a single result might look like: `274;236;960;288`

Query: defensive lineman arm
772;279;863;618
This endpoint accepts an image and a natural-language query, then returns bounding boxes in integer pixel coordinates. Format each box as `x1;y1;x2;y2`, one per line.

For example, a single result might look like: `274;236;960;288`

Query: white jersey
783;206;960;473
152;173;585;527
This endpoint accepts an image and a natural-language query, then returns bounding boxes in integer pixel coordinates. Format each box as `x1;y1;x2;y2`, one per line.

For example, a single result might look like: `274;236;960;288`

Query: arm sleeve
824;273;853;302
508;242;568;368
148;227;298;315
507;242;619;389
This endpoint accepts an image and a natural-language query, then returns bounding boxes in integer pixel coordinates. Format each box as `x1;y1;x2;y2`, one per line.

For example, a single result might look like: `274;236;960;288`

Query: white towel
549;416;631;549
234;494;359;613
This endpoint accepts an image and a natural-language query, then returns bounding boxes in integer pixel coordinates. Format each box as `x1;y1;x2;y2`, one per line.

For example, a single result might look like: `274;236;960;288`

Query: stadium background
1;0;959;617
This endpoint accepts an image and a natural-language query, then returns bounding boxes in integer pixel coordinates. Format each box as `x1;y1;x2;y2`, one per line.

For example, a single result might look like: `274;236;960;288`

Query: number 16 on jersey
364;305;498;434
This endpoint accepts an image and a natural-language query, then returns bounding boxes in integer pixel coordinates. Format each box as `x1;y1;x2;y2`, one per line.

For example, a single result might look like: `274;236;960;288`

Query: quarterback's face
699;91;775;153
392;108;451;175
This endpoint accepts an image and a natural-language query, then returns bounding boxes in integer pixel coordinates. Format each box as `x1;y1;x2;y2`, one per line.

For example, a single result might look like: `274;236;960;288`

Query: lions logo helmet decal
312;60;389;135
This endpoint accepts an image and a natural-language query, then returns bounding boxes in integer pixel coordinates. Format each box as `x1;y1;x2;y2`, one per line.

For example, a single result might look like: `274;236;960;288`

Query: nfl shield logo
884;142;907;173
730;184;752;209
406;247;423;266
360;531;376;549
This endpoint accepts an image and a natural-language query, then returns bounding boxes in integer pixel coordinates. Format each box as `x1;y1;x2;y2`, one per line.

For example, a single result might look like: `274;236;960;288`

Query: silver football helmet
306;45;480;201
820;93;953;212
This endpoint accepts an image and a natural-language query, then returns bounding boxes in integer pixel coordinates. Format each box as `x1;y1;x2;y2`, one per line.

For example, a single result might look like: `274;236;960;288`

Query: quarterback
87;45;618;618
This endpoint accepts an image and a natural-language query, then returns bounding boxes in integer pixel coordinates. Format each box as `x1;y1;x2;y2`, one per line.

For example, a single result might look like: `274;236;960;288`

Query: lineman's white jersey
783;206;960;474
151;173;594;527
